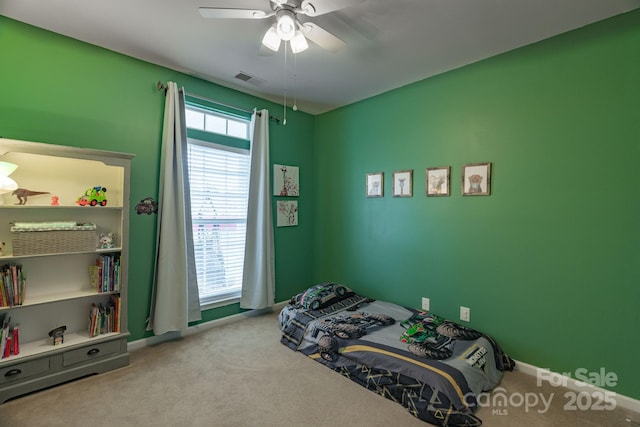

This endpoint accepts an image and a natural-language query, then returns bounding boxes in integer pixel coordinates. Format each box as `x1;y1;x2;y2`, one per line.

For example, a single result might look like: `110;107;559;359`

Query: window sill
200;295;240;311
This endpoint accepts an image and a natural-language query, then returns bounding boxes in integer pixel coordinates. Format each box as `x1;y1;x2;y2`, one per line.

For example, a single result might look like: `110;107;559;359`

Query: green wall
0;16;315;340
2;9;639;401
314;10;640;399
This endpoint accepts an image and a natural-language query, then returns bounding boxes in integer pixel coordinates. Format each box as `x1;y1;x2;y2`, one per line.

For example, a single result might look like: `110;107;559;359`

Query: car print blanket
279;285;514;427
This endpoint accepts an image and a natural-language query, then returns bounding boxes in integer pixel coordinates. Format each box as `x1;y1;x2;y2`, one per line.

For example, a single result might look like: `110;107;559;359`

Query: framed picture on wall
273;164;300;196
277;200;298;226
392;170;413;197
366;172;384;197
426;166;450;197
462;162;491;196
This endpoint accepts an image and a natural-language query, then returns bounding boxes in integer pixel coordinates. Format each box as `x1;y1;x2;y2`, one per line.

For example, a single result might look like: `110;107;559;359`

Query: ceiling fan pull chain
283;41;288;125
293;52;298;112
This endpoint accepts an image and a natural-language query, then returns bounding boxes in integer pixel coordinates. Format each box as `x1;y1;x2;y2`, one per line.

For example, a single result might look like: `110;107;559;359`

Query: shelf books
88;254;121;293
88;295;121;338
0;264;26;307
0;313;19;358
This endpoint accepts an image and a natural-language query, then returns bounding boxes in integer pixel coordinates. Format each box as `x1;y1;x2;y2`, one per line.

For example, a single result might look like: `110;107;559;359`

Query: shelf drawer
0;358;50;385
63;339;122;367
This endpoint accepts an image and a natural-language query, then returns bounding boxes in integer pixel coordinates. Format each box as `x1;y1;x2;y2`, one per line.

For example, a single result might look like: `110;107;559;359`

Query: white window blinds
187;139;250;305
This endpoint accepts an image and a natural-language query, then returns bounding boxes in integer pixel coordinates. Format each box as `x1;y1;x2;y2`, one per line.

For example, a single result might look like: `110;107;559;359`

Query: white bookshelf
0;138;134;403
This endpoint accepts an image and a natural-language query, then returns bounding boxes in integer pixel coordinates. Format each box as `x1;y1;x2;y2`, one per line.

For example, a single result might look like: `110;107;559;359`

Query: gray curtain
240;109;275;309
147;81;202;334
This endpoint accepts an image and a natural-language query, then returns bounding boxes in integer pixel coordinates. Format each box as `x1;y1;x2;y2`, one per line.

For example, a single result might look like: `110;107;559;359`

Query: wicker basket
12;229;97;256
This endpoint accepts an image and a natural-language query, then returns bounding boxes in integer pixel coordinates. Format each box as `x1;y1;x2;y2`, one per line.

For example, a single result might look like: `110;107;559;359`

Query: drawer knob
5;368;22;377
87;348;100;356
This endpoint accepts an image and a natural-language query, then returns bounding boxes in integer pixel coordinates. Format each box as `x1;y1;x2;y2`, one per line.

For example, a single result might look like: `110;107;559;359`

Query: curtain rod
157;81;280;123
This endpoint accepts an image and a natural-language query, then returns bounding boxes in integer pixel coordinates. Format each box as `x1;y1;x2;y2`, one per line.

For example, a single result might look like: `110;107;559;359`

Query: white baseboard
128;300;288;352
514;359;640;414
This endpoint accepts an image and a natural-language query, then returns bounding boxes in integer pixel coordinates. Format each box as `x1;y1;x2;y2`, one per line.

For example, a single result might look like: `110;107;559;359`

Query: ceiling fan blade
300;0;364;17
198;7;272;19
300;22;345;52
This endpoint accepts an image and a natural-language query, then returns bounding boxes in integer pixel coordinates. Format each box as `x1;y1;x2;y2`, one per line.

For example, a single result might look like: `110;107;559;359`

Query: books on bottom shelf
89;294;121;338
0;313;19;358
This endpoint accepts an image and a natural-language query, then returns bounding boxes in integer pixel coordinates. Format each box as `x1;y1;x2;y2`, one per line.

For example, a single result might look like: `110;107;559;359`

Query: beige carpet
0;310;637;427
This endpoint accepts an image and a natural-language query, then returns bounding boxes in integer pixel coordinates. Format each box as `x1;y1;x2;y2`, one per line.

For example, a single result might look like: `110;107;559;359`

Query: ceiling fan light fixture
276;10;296;41
262;26;281;51
290;30;309;53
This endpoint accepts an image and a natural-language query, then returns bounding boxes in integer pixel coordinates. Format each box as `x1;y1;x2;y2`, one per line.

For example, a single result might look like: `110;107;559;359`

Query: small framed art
392;170;413;197
277;200;298;226
462;162;491;196
426;166;450;197
274;164;300;196
366;172;384;197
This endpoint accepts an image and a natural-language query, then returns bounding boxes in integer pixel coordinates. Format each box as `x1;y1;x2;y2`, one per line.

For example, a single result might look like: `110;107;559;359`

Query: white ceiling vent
234;72;266;86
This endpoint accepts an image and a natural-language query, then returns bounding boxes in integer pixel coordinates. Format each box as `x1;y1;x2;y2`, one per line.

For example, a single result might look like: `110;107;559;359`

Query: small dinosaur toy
12;188;50;205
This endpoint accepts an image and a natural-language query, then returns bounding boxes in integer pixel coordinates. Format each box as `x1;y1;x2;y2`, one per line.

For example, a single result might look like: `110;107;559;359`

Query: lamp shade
262;26;281;52
0;176;18;194
290;30;309;53
0;161;18;177
276;10;296;41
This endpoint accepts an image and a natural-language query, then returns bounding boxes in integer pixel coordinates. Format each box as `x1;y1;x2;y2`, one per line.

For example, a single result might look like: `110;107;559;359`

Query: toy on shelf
12;188;50;205
98;232;115;249
48;325;67;346
51;196;59;206
76;186;107;207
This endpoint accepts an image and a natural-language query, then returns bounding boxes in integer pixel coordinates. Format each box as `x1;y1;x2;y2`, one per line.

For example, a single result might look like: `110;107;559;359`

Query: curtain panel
240;109;275;309
147;81;201;334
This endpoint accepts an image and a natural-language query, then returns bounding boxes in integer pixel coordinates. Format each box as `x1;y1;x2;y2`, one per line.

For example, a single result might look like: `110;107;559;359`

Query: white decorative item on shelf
0;161;19;206
98;232;115;249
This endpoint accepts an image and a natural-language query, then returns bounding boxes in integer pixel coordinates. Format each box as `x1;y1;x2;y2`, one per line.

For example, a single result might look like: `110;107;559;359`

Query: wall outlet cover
422;297;430;311
460;306;470;322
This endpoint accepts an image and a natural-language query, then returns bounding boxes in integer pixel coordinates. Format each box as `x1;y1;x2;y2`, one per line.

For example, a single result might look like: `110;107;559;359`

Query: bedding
279;283;514;427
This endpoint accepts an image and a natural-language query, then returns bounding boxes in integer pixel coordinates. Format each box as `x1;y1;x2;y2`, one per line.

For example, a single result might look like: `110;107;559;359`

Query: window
185;106;249;139
185;104;251;307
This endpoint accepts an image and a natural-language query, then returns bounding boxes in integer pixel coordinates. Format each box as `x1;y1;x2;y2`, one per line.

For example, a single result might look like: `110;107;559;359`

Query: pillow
289;283;353;310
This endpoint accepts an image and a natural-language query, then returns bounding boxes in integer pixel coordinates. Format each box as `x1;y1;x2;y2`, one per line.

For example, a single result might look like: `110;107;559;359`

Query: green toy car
76;186;108;206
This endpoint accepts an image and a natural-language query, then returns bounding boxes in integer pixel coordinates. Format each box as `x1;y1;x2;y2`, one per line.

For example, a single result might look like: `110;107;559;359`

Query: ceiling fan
198;0;363;54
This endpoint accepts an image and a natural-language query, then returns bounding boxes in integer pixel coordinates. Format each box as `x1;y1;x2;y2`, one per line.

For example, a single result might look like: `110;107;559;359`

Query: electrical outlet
421;297;430;311
460;306;470;322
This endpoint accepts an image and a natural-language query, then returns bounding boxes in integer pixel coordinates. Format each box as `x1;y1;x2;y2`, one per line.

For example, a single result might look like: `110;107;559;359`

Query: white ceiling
2;0;639;115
